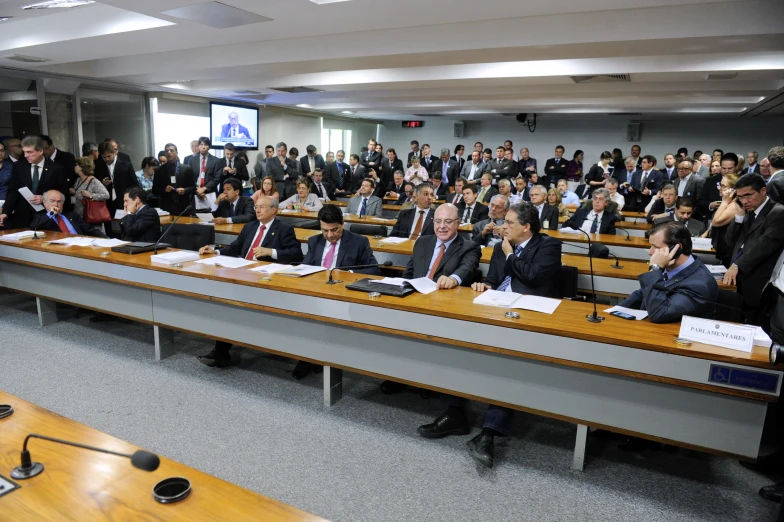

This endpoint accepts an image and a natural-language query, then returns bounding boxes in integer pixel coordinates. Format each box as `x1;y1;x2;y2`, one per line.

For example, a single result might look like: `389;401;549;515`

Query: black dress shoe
467;434;494;469
380;380;407;395
199;353;234;368
760;482;784;503
198;350;218;361
292;361;314;380
417;413;470;439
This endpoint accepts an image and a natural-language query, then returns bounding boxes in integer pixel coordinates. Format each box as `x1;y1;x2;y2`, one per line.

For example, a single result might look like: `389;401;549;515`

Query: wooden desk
0;232;776;469
0;391;325;521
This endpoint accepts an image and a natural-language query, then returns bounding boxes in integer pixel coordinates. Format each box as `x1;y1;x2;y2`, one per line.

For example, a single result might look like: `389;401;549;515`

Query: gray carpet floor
0;292;779;522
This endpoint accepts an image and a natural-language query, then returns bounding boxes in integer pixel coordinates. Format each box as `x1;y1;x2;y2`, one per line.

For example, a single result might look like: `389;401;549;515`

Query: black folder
346;278;416;298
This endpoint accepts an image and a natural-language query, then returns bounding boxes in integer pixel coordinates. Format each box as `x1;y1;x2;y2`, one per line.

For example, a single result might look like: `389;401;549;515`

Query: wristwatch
648;264;662;272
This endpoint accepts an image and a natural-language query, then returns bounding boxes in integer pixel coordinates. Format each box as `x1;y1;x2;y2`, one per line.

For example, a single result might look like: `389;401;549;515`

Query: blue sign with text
709;364;779;393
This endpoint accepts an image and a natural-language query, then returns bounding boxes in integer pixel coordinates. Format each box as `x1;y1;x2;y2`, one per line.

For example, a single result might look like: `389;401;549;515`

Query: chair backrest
558;265;579;299
350;224;388;237
161;223;215;251
715;288;744;323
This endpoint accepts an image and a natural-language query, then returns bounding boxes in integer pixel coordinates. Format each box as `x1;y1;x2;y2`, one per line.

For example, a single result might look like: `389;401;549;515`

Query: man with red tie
197;195;303;367
451;178;466;205
29;190;107;237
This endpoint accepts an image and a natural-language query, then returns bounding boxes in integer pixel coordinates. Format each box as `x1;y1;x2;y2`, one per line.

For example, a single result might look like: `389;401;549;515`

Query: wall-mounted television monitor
210;102;259;150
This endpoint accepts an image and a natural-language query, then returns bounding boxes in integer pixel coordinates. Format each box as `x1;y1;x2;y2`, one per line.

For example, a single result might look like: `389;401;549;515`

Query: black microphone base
586;313;605;323
610;265;623;269
11;462;43;480
325;279;343;285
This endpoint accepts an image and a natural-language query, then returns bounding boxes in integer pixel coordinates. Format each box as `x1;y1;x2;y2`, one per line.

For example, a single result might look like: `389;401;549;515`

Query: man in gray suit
673;158;705;200
347;178;383;217
460;150;489;187
653;197;705;237
694;154;711;179
472;194;510;247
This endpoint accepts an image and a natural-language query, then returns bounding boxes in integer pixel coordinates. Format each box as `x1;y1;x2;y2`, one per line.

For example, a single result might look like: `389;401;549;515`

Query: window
321;127;352;158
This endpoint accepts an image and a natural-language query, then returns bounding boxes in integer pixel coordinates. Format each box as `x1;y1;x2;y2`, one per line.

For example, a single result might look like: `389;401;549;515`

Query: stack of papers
194;192;216;211
49;237;96;247
155;208;171;216
2;230;45;240
377;237;408;244
277;265;326;277
196;213;214;222
473;290;561;314
194;256;256;269
558;227;582;234
93;238;129;248
706;264;727;276
249;263;292;274
150;251;201;265
375;277;437;294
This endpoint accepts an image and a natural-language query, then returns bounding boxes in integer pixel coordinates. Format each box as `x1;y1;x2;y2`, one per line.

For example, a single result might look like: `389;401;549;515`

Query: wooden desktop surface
0;390;326;522
0;231;765;371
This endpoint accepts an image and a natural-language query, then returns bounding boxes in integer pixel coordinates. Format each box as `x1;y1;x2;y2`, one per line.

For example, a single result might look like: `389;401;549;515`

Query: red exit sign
402;121;425;128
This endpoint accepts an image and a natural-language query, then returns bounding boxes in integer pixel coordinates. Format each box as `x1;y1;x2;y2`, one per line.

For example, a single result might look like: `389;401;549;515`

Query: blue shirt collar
665;255;694;280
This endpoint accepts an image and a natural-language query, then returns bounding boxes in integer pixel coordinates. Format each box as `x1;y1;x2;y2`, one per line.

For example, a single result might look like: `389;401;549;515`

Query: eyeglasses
433;219;460;226
253;205;273;210
735;191;758;202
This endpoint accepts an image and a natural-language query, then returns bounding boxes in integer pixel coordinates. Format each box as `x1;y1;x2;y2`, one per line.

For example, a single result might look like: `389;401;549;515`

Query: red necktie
245;224;266;260
56;215;70;233
201;156;206;174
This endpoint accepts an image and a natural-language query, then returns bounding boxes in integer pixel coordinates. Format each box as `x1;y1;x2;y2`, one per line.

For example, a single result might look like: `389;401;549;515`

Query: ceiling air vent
272;86;323;93
706;73;737;80
4;54;51;63
570;74;630;84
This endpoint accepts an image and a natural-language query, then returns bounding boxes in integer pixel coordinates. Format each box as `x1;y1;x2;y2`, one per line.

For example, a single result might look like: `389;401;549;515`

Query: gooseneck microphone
154;204;194;254
577;228;605;323
609;253;624;269
11;433;160;480
327;260;393;285
616;227;632;242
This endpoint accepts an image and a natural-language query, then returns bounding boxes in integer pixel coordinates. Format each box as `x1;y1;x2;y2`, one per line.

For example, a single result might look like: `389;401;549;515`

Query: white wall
378;116;784;166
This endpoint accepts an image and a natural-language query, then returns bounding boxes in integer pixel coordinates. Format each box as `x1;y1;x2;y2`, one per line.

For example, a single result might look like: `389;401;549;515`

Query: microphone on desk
609;253;624;269
616;228;632;242
576;228;605;323
154;205;194;254
327;260;393;285
11;433;160;480
650;282;746;323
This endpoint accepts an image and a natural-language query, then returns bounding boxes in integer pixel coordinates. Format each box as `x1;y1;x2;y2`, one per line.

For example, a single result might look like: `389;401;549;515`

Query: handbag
80;176;111;224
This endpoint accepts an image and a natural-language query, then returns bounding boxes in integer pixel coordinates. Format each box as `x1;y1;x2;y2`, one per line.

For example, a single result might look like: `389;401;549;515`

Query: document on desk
249;263;291;274
277;265;327;277
1;230;45;240
194;192;216;211
378;237;408;244
196;212;213;222
473;290;561;314
155;208;170;216
48;237;96;247
706;264;728;276
150;251;201;265
604;305;649;320
194;256;256;269
92;238;129;248
558;227;582;234
114;210;126;219
375;277;436;294
18;187;44;211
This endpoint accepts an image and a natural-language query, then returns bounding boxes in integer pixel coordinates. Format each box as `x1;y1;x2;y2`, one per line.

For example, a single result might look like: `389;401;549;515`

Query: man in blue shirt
556;179;579;206
29;190;106;237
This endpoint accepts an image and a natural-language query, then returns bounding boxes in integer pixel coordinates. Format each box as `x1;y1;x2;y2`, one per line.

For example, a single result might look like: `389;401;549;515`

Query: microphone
616;227;632;242
609;253;624;269
154;204;194;254
11;433;160;480
576;228;605;323
650;282;746;322
327;260;393;285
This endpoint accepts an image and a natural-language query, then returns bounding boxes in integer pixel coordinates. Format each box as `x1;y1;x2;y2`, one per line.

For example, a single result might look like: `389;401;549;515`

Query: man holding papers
197;195;303;368
415;203;562;469
211;178;254;224
30;190;107;237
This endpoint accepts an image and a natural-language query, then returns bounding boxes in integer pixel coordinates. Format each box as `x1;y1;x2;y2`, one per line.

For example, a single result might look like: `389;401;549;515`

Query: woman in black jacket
584;151;614;195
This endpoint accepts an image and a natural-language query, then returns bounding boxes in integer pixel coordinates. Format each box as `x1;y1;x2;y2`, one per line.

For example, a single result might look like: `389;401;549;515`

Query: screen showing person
210;103;259;149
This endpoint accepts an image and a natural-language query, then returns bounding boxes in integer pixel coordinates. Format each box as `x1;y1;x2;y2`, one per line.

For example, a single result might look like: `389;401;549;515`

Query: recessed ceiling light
309;0;352;4
20;0;94;9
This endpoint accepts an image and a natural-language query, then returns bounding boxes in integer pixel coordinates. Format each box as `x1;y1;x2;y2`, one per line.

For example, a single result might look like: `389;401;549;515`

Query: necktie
640;171;648;188
442;164;448;184
478;187;487;202
32;165;40;193
228;202;235;217
201;156;206;174
359;198;367;216
322;241;336;269
245;224;267;260
55;215;69;233
410;210;425;239
316;184;323;198
453;194;460;205
662;272;669;281
463;207;472;223
427;243;446;280
747;212;756;230
496;244;525;291
590;213;599;233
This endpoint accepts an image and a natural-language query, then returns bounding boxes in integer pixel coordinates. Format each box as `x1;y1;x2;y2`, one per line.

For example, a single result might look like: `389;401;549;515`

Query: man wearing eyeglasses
723;173;784;326
673;158;705;200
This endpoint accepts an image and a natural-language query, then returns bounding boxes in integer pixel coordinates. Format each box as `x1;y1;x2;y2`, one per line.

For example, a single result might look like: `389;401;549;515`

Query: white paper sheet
196;212;214;222
48;237;95;247
249;263;291;274
194;256;256;269
374;277;409;286
1;230;45;240
509;295;561;314
377;237;408;244
114;210;126;219
155;208;171;216
558;227;582;234
194;192;216;210
706;264;728;275
19;187;44;211
92;238;129;248
407;277;438;294
277;265;327;277
473;290;521;307
604;305;649;320
150;251;201;265
755;327;772;346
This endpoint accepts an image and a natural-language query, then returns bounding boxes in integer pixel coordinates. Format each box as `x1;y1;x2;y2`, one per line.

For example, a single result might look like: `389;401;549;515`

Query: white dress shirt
408;207;431;237
504;236;532;292
580;211;604;234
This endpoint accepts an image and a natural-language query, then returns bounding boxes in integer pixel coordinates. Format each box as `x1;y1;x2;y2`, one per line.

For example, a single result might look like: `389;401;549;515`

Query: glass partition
80;88;148;168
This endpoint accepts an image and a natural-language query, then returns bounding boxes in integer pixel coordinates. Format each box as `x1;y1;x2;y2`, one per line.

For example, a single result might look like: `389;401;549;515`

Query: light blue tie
359;197;367;217
496;244;524;292
442;164;448;184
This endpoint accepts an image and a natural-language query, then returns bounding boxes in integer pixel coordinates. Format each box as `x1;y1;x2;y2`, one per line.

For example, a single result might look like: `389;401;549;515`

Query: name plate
709;364;779;392
691;237;713;251
679;316;756;352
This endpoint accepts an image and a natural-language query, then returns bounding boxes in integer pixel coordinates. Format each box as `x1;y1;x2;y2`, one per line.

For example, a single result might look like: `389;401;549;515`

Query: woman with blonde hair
702;172;740;266
546;187;570;217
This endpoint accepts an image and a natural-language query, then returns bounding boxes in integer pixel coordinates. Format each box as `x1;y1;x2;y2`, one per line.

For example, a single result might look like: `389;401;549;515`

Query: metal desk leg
324;366;343;407
36;297;59;327
572;424;588;471
153;325;175;361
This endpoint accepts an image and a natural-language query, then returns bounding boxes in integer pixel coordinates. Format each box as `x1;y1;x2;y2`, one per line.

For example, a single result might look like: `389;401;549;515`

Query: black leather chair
161;224;215;251
558;265;580;299
715;288;744;323
350;224;388;237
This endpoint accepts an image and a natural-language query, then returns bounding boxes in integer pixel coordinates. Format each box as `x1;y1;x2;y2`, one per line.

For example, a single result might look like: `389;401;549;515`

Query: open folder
473;290;561;314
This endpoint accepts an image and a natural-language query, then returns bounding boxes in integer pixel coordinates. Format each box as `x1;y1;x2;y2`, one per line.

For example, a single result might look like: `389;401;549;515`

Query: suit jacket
212;195;255;223
361;150;382;171
472;217;505;246
325;161;351;191
52;149;77;185
265;157;300;195
695;165;710;179
311;180;335;201
385;181;407;200
302;229;381;275
419;154;438;173
653;215;706;237
629;169;664;210
544;158;569;184
215;157;249;193
768;172;784;206
619;257;718;323
672;174;705;201
402;234;480;285
697;174;722;220
347;194;383;217
659;166;678;184
377;158;404;194
573;184;590;200
431;159;460;186
564;207;617;234
485;233;562;297
451;155;466;174
433;183;450;200
460;161;489;183
455;201;489;224
95;157;139;214
119;204;160;243
300;155;326;175
538;203;560;230
30;210;107;238
584;164;610;193
612;168;637;197
390;207;436;238
743;164;761;175
347;164;367;193
488;159;515;180
220;123;250;138
187;153;222;193
221;219;304;263
477;186;498;205
152;161;196;214
646;198;676;224
726;199;784;307
4;158;69;228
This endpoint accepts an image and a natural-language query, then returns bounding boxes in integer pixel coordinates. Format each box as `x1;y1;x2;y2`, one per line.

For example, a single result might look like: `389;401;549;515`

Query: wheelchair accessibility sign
709;364;779;393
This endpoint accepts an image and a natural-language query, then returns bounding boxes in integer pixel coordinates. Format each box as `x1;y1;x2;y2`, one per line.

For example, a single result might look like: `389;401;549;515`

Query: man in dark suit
451;144;466;174
30;190;107;237
430;176;450;200
384;171;406;201
347;154;366;193
456;185;489;225
381;203;481;395
152;143;195;215
653;197;706;237
543;145;568;187
300;145;326;175
104;138;133;170
564;188;618;234
96;140;138;217
472;194;510;247
211;178;254;224
646;184;677;224
187;137;221;205
419;144;437;173
723;174;784;325
488;146;514;182
214;143;249;195
476;173;499;205
762;147;784;205
628;155;663;212
743;151;760;175
119;187;161;243
658;153;678;183
433;148;460;187
418;202;562;468
361;138;381;172
41;135;76;186
220;111;250;139
407;140;420;168
390;182;436;238
265;142;300;199
325;149;351;196
310;169;335;201
614;156;638;200
377;148;404;195
527;184;559;230
0;135;69;229
673;158;705;200
197;194;304;368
